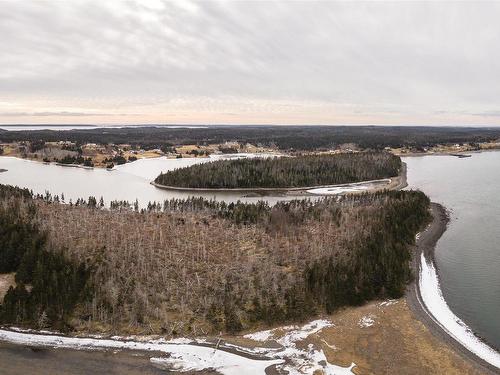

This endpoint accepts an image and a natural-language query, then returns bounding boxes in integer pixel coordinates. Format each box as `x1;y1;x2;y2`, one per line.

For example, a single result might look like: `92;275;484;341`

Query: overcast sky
1;1;500;126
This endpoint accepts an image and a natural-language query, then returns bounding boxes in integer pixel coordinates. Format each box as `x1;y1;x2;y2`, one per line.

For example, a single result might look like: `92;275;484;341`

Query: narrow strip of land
407;203;499;375
151;177;391;194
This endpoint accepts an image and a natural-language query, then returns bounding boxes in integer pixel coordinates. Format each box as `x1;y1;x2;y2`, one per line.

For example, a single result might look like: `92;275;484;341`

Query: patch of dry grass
0;273;16;302
231;299;483;375
313;300;483;375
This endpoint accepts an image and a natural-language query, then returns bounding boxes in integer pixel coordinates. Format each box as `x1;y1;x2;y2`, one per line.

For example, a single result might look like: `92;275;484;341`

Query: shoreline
0;150;280;171
151;162;407;196
0;202;494;374
0;154;149;170
396;147;500;158
407;203;500;374
55;163;95;170
150;177;393;195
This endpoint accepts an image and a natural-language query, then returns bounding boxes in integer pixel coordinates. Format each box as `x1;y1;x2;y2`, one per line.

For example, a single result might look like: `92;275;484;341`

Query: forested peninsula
0;184;430;335
155;152;401;189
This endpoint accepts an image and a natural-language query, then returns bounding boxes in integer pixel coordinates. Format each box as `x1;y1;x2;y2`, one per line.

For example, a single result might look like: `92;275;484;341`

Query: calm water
0;154;296;207
405;152;500;350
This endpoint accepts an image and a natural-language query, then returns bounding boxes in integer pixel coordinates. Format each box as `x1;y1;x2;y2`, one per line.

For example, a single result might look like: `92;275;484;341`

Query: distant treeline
0;183;430;335
1;125;500;150
155;152;401;189
56;155;94;167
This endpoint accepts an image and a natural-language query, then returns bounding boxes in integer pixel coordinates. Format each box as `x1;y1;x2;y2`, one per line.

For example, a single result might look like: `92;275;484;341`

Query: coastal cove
404;152;500;360
0;155;295;207
0;155;400;205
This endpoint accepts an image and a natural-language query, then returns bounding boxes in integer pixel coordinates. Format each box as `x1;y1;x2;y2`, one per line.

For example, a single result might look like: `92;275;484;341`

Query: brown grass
223;298;483;374
314;300;482;375
0;273;16;302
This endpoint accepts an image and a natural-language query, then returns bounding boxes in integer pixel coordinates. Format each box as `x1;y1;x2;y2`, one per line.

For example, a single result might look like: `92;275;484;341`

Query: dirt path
407;203;499;375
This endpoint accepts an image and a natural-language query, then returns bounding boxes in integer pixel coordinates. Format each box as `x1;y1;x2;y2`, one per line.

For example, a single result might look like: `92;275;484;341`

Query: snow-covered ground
306;179;391;195
379;299;398;307
244;319;356;375
358;315;376;328
0;319;356;374
0;328;281;374
419;253;500;369
306;186;368;195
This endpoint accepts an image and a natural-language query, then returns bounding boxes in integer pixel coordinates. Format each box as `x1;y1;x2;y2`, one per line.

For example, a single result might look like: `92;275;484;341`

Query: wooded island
155;152;401;189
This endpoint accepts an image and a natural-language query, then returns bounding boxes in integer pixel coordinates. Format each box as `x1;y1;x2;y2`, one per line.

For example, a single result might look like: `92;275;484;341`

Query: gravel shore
407;203;499;375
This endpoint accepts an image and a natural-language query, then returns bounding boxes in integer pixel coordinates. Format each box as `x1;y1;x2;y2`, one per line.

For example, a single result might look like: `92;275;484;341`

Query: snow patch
150;347;278;375
243;328;274;342
244;319;333;345
419;253;500;369
0;329;282;374
307;186;367;195
8;326;62;335
278;319;333;347
0;319;356;374
264;320;355;374
379;299;398;307
306;179;391;196
358;315;376;328
321;339;338;351
278;344;355;375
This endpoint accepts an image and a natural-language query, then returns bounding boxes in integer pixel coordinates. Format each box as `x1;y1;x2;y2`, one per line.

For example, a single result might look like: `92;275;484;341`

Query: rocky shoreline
407;203;500;374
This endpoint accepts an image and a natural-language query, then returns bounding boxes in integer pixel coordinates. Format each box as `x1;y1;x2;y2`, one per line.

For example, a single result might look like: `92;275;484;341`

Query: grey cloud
433;110;500;118
1;1;500;124
471;111;500;118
